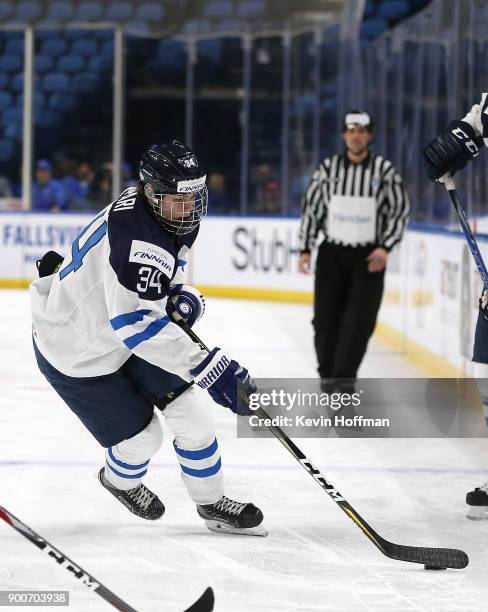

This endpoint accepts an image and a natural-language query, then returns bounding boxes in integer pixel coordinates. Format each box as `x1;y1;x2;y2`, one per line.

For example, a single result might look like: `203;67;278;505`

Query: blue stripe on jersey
177;258;187;270
59;221;107;280
110;309;151;331
107;447;150;470
173;438;218;460
123;316;171;350
106;462;147;479
180;458;222;478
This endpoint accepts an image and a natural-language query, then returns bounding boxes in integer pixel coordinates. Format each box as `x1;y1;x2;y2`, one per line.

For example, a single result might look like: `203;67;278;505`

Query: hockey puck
424;565;447;570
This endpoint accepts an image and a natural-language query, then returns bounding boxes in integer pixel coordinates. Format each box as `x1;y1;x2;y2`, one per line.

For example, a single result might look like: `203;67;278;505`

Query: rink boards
0;212;486;374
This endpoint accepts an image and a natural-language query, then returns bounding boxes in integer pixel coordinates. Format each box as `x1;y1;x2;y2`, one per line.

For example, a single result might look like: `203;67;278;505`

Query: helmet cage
148;183;208;236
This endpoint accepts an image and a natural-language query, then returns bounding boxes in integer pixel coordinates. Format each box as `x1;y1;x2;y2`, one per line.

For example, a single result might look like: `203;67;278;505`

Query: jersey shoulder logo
129;240;175;279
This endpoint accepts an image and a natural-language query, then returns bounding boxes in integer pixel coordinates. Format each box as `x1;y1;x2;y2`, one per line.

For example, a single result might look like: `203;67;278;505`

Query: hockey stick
178;321;469;569
0;505;214;612
441;173;488;318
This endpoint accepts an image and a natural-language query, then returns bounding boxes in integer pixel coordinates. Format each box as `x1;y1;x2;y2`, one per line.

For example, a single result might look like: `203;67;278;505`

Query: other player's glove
423;120;483;181
190;348;256;416
166;284;205;328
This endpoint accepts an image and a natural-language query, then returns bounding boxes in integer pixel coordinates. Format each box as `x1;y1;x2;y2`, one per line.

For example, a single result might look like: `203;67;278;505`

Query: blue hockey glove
190;348;257;415
166;284;205;328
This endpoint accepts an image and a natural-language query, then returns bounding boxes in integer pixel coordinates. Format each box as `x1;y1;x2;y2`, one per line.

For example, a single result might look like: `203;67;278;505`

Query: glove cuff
190;347;230;389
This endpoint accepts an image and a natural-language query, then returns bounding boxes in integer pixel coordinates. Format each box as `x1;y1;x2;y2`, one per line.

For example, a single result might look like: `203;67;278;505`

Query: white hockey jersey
30;187;206;378
462;93;488;144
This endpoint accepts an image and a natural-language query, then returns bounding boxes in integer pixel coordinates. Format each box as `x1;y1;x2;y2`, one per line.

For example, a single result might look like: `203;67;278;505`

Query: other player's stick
178;321;469;570
0;505;214;612
441;173;488;299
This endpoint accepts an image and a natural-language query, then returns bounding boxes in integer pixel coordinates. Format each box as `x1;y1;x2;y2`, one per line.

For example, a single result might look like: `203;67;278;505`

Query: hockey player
30;140;266;536
423;93;488;519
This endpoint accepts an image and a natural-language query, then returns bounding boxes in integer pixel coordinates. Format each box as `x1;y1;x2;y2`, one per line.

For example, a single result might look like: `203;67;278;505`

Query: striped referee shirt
298;153;409;252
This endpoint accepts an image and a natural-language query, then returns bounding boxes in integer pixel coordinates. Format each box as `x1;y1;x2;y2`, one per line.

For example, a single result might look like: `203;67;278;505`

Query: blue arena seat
126;20;151;34
49;93;76;112
57;55;85;73
2;107;23;127
36;108;58;128
156;40;185;68
237;0;265;19
35;55;54;73
215;18;241;32
88;56;112;72
0;139;15;160
76;1;102;22
0;92;12;111
46;0;73;22
105;2;133;21
43;72;70;92
70;38;98;57
72;73;99;92
101;40;114;58
0;55;22;73
4;123;21;141
64;30;89;39
5;38;24;55
0;1;13;20
361;18;388;39
136;2;164;22
40;38;68;57
11;73;23;92
0;74;10;89
203;1;232;19
377;0;409;20
15;92;45;109
15;1;43;22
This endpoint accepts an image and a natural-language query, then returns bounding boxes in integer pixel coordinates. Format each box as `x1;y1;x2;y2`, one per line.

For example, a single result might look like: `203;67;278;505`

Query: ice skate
197;495;267;536
98;468;165;520
466;482;488;520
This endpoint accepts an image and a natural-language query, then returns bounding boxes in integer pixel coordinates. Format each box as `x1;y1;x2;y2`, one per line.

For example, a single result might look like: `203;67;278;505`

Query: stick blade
183;587;215;612
385;544;469;569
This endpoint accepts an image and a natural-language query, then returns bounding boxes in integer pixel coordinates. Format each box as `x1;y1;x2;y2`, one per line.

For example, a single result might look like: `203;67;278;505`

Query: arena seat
57;55;85;73
4;38;24;55
36;108;58;128
14;1;43;22
35;55;54;73
136;3;165;22
0;139;15;160
43;72;70;92
4;123;21;141
236;0;265;19
198;39;223;64
46;1;73;22
0;55;22;73
75;1;102;22
105;2;133;22
0;1;13;20
88;56;112;72
0;74;10;89
71;39;98;57
363;0;377;18
0;92;12;111
2;107;23;127
40;38;68;58
11;73;23;92
49;93;76;112
100;40;114;58
72;73;99;92
204;1;233;18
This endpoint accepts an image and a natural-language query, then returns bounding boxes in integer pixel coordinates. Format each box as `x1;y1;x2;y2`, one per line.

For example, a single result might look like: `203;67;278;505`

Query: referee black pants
313;242;385;380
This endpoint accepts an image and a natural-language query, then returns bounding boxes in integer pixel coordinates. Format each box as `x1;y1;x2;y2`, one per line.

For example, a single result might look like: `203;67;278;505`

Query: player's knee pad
163;385;216;450
113;412;163;461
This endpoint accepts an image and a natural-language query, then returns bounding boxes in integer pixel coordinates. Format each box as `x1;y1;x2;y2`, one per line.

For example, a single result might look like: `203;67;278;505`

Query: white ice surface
0;290;486;612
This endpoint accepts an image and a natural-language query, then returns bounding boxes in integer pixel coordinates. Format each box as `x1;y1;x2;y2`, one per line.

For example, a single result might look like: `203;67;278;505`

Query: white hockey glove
166;284;205;328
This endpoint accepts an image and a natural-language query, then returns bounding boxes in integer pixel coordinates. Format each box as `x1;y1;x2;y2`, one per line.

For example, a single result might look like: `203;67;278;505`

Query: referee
298;110;409;391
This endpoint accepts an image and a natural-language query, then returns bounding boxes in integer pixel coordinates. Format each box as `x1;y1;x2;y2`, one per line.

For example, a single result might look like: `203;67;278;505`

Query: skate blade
466;506;488;520
203;519;268;537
